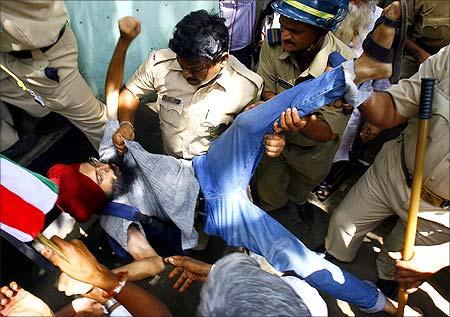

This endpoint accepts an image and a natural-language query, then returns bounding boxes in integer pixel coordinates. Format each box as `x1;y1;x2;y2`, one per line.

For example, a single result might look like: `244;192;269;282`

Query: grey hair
197;253;311;317
334;0;378;51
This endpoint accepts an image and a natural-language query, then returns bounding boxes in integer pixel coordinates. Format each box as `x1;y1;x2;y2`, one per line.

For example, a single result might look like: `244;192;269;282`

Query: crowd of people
1;0;448;316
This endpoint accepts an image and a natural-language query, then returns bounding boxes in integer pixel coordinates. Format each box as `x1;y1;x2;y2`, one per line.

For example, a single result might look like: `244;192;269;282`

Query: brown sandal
362;0;408;83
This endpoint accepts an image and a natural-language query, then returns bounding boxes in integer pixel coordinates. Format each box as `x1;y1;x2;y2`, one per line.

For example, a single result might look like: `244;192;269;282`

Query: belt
400;140;450;209
10;24;66;59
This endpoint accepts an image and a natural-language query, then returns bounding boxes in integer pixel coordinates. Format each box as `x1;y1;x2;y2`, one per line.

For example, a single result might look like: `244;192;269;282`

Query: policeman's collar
197;61;231;91
169;59;183;71
278;33;333;78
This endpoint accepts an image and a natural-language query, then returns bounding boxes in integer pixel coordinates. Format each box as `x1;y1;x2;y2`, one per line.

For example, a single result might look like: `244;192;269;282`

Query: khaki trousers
0;25;106;149
326;139;450;279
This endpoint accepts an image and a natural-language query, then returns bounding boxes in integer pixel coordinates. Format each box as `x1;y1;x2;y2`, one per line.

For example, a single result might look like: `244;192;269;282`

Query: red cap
47;163;108;222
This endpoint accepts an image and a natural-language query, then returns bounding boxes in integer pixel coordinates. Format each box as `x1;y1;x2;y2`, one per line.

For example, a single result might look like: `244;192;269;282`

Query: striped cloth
0;155;58;242
99;121;200;251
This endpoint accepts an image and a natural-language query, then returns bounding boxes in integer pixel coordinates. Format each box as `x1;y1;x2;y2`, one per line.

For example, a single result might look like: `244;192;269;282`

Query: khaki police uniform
125;49;263;159
326;46;450;279
0;1;106;149
401;0;450;78
255;32;355;210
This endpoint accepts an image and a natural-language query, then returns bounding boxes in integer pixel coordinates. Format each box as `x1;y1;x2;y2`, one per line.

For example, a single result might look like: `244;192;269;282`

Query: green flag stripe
0;155;58;194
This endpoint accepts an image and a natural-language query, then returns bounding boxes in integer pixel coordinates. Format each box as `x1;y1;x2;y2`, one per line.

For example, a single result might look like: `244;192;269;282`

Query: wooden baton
395;78;435;317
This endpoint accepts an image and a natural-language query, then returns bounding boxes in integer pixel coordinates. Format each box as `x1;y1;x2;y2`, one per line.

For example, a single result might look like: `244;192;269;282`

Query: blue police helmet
272;0;349;31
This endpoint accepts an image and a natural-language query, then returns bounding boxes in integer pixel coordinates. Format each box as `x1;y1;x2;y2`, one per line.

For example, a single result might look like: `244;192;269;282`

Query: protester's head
47;158;119;222
271;0;349;53
198;253;311;317
169;10;229;86
334;0;377;48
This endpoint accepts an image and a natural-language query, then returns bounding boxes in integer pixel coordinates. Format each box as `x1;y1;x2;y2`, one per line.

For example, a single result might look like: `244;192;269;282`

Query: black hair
169;10;229;63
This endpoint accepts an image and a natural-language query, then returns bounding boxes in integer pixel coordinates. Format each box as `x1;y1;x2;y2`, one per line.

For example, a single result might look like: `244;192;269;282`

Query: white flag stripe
0;158;57;214
0;222;33;242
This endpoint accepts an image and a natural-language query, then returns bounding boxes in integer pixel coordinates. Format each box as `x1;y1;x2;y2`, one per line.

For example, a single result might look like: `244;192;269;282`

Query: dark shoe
376;278;399;300
312;244;326;253
312;245;338;261
1;132;38;159
324;252;337;262
296;203;314;227
314;184;331;201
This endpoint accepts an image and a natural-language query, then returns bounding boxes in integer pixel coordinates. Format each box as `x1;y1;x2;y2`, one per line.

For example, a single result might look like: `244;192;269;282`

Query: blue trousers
193;64;383;311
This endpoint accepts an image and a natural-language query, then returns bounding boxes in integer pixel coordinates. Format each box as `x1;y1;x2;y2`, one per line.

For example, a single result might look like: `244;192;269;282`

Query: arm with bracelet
106;16;142;155
41;236;171;317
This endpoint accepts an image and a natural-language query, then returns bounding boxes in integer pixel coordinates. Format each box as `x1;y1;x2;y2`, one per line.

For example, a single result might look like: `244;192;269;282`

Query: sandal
315;184;330;201
362;0;408;83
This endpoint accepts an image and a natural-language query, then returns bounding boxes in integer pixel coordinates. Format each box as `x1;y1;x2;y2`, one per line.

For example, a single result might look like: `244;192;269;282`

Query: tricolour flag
0;155;58;242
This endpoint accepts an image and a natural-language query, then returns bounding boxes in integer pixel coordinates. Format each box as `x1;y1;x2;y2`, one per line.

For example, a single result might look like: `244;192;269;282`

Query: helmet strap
295;34;325;58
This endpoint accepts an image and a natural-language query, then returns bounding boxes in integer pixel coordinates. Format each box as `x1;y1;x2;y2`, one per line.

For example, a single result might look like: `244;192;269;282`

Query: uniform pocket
421;16;449;41
157;93;183;127
422;16;449;28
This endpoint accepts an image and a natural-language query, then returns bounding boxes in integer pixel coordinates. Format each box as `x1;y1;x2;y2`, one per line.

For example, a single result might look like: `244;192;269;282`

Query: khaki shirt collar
278;33;334;78
215;63;232;91
169;59;182;71
196;63;232;92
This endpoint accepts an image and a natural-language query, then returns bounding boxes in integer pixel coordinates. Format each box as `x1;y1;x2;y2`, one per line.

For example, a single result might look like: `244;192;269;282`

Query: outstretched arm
404;38;431;66
164;256;212;292
265;94;338;142
359;91;408;129
42;237;171;317
389;242;450;293
106;16;141;155
105;16;141;120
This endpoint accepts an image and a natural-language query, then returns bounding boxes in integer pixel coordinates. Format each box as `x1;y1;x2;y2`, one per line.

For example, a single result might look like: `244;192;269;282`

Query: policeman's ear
217;52;229;68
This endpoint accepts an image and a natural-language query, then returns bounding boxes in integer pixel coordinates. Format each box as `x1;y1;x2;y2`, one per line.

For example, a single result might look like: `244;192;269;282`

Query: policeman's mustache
186;77;201;85
283;40;295;45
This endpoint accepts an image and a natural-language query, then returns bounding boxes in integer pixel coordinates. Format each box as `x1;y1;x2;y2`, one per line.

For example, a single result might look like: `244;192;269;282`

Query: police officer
255;0;354;221
402;0;450;79
112;10;264;160
0;1;107;151
326;45;450;297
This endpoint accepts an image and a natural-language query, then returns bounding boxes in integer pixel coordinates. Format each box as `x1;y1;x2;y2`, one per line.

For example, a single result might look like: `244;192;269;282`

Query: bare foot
354;1;402;84
0;282;53;316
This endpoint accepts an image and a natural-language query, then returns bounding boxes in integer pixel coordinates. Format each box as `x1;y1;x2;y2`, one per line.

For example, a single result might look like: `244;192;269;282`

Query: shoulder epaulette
151;49;177;66
229;56;263;95
267;28;281;47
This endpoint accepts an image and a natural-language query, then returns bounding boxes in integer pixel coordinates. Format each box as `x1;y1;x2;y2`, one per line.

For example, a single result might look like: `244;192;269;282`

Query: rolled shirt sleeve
125;52;157;99
257;40;278;94
387;45;449;119
317;106;351;136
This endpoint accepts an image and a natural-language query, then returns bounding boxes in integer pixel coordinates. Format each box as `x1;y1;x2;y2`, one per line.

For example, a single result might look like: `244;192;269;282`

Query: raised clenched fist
118;16;141;43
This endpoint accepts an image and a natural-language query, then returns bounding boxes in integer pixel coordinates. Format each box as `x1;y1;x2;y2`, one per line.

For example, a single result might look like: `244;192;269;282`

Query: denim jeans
193;61;384;312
